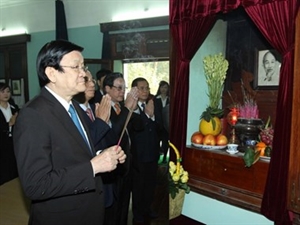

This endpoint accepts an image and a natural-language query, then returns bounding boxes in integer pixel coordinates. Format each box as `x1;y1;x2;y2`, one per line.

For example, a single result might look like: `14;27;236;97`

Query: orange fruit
199;117;222;136
256;142;267;156
203;134;216;146
216;134;228;146
191;131;204;144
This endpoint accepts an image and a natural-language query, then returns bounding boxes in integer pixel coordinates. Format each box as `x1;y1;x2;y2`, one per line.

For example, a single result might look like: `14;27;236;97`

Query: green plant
203;53;229;110
200;53;229;128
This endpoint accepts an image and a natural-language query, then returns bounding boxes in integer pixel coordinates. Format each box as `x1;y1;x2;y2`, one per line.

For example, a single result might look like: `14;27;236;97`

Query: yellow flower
169;162;176;173
181;175;189;183
168;142;191;199
172;174;180;182
179;166;184;175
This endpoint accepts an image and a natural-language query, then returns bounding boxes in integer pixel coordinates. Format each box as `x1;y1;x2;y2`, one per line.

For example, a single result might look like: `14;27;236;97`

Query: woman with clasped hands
13;40;125;225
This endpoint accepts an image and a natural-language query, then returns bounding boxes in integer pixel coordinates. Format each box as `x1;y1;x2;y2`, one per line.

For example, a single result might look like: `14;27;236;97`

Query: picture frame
254;49;281;89
11;79;21;96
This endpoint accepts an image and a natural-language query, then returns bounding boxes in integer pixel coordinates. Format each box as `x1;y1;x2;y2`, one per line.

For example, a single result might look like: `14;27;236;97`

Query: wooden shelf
183;145;269;213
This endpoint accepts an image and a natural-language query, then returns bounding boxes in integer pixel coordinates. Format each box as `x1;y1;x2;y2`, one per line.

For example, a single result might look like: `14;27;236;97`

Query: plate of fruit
191;132;227;150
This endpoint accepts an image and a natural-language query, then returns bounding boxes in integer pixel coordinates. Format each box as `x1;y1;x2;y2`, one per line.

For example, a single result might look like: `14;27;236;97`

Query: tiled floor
0;178;30;225
0;163;169;225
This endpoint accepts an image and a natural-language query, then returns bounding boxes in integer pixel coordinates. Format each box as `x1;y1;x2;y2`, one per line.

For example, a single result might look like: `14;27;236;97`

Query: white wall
183;192;273;225
187;20;227;143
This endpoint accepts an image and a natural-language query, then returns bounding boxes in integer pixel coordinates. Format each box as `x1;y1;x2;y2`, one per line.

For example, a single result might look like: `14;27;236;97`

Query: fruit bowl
192;143;227;150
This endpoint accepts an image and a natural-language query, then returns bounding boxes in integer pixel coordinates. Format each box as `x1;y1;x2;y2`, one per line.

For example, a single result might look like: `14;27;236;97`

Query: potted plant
168;142;190;219
199;53;229;135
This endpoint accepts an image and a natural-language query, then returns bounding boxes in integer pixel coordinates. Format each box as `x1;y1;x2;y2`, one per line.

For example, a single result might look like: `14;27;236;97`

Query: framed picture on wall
254;49;281;89
11;79;21;96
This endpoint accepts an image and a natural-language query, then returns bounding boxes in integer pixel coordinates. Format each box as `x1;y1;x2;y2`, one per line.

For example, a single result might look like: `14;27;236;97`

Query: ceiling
0;0;169;35
0;0;36;9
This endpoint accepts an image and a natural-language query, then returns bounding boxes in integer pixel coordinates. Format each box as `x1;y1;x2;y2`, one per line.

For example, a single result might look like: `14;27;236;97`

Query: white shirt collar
0;102;12;122
45;86;70;111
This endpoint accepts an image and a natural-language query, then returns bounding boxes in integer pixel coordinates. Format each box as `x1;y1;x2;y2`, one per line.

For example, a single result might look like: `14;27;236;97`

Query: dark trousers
103;167;133;225
132;161;158;221
0;136;18;185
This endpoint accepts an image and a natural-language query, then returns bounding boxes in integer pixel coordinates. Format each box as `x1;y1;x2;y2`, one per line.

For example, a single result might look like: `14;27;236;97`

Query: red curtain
245;1;298;223
169;16;216;157
169;0;298;224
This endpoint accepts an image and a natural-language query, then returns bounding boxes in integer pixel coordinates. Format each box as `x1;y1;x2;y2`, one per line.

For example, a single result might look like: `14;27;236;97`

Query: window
123;60;169;95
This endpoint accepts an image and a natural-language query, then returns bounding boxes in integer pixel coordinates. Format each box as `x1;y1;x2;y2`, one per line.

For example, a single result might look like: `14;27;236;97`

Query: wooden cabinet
183;146;269;212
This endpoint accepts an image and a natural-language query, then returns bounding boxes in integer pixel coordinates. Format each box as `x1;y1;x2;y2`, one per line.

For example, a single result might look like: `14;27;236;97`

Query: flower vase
169;189;185;220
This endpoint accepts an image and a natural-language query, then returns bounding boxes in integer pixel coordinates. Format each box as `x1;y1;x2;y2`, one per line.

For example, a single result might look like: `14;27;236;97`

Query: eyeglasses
61;65;88;72
84;77;96;84
138;87;150;92
112;85;127;91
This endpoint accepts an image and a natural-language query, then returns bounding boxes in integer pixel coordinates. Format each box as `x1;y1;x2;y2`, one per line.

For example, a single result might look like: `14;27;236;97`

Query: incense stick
116;109;133;149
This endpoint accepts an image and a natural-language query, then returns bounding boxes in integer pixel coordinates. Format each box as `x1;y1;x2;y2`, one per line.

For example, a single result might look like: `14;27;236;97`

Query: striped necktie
86;108;94;121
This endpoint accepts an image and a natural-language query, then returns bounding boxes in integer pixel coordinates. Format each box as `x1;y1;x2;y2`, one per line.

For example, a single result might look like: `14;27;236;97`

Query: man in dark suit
73;70;113;151
102;72;138;225
13;40;126;225
130;77;160;224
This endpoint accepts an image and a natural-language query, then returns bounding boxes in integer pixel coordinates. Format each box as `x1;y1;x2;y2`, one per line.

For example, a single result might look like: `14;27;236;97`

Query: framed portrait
254;49;281;89
11;79;21;96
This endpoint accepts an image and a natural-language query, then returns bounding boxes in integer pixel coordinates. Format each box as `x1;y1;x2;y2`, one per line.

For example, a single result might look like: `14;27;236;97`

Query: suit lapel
40;88;94;157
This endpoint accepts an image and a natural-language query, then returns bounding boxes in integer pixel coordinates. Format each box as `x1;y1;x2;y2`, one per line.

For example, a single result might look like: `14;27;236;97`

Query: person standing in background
130;77;160;224
0;82;19;185
93;68;112;103
73;70;122;211
154;81;170;163
73;70;112;150
102;72;138;225
13;40;126;225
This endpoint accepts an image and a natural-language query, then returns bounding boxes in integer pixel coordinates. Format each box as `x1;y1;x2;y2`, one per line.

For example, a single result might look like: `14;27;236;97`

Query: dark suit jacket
130;105;160;163
109;104;132;176
13;88;105;225
162;104;169;132
78;103;117;208
0;101;19;137
0;102;19;185
91;90;103;104
154;96;169;131
79;103;111;151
